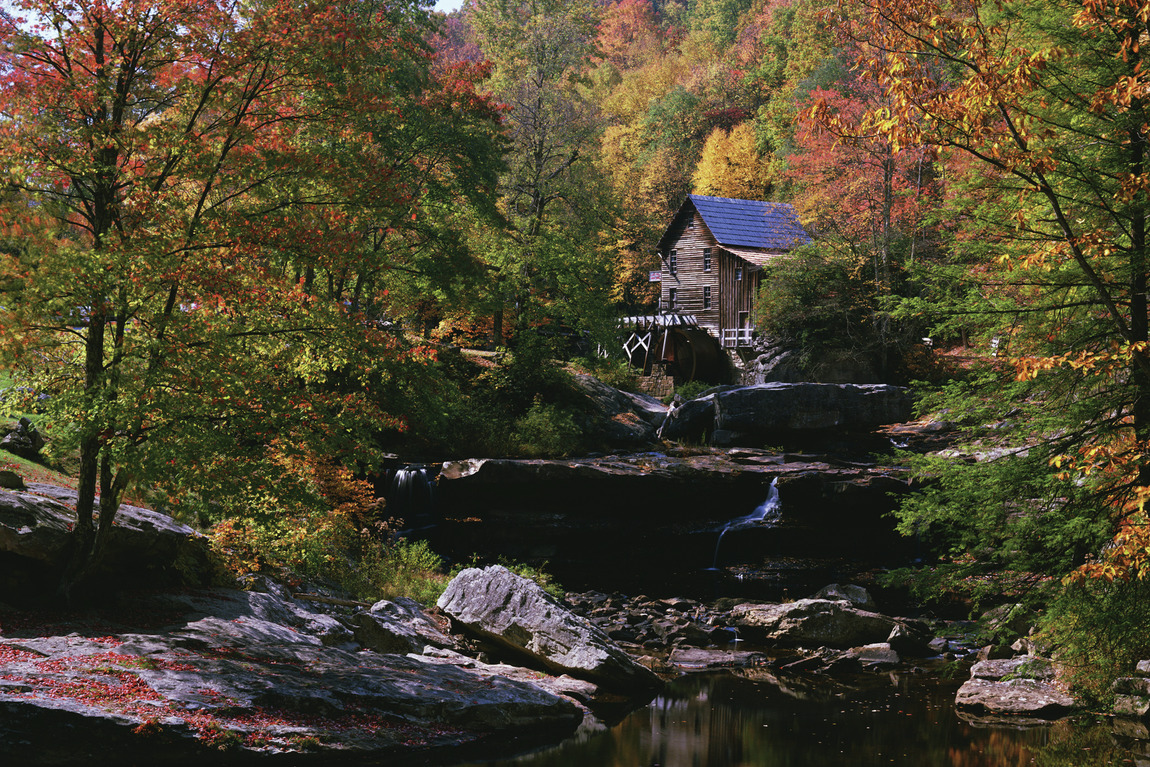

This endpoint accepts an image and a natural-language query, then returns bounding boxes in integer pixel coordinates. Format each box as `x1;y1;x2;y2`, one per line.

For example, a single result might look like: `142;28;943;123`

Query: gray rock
658;383;915;443
1115;694;1150;718
0;417;44;459
0;587;584;762
437;566;662;692
669;647;768;670
353;597;458;654
730;599;901;648
812;583;875;609
0;484;213;590
956;679;1075;717
957;656;1074;718
836;642;900;668
971;657;1055;681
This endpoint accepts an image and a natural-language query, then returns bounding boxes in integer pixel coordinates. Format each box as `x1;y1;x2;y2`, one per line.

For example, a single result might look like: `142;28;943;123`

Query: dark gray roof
659;195;811;252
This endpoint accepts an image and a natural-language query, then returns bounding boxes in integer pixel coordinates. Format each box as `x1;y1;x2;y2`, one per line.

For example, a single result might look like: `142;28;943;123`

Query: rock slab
956;657;1075;718
0;587;583;763
729;599;901;648
437;566;662;692
658;383;915;443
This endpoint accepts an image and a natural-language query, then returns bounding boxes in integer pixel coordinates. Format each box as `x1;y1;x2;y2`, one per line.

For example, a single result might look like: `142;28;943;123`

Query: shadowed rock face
658;383;916;446
433;449;914;595
0;484;214;597
437;566;663;693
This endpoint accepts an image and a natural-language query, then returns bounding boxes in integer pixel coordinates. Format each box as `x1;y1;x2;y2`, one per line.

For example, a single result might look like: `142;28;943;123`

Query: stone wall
638;371;674;399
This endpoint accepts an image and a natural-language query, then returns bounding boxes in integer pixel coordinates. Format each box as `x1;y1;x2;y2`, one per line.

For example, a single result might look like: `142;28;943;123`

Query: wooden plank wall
661;210;722;336
661;209;762;340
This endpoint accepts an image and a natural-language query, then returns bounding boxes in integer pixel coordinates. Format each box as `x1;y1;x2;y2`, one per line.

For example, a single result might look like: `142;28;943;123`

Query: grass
0;448;77;489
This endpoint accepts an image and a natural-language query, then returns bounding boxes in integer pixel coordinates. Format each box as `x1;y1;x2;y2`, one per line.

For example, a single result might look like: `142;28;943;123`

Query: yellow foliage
691;123;773;199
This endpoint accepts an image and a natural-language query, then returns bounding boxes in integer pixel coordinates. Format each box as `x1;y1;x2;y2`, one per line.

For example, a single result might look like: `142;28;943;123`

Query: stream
452;666;1125;767
402;453;1140;767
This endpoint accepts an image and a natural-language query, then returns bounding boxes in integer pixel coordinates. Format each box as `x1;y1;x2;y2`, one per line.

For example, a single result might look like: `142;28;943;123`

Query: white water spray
711;478;781;569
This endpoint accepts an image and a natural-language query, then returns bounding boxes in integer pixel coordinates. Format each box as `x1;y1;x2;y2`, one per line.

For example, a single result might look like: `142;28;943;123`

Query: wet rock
956;657;1075;718
669;647;768;670
730;599;901;648
437;566;662;693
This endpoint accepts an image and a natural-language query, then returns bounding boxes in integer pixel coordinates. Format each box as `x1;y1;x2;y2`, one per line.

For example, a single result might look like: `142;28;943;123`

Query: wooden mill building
656;194;811;348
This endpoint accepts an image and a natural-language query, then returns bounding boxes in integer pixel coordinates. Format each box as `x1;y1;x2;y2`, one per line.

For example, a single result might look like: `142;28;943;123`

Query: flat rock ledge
955;657;1076;719
0;587;585;764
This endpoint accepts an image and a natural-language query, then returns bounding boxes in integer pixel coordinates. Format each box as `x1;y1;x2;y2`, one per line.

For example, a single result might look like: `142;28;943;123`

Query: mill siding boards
656;195;811;345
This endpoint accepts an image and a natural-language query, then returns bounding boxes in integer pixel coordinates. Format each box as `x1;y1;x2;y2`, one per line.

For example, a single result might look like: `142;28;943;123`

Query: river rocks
0;587;586;764
730;598;902;648
657;383;915;445
955;657;1076;718
437;566;662;693
813;583;876;609
0;483;214;596
1114;661;1150;719
352;596;459;654
669;647;769;670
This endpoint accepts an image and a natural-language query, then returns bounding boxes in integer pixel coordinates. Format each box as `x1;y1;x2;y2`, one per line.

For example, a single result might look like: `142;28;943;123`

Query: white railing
721;328;754;348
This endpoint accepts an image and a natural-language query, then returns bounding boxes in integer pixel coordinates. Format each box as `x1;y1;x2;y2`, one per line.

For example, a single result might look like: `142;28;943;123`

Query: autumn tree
846;0;1150;685
468;0;616;346
692;122;773;198
0;0;503;597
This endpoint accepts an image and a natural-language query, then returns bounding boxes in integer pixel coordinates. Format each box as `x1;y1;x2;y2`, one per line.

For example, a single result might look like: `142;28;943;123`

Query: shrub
511;396;583;457
1038;577;1150;706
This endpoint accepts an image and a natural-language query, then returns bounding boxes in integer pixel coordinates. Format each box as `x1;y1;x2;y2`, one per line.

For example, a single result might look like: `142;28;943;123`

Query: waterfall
710;478;781;569
388;466;437;528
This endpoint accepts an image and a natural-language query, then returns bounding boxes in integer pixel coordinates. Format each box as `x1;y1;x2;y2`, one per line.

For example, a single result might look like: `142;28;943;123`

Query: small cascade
387;465;438;529
710;478;781;569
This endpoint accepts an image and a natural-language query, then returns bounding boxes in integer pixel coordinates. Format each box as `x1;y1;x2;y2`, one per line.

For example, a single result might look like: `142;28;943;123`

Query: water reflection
455;669;1131;767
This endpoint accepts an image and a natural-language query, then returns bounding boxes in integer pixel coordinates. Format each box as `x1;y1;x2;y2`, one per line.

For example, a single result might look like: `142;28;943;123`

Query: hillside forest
2;0;1150;700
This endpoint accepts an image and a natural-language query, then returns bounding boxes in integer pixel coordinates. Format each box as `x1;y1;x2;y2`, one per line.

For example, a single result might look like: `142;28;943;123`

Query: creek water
452;665;1125;767
432;458;1136;767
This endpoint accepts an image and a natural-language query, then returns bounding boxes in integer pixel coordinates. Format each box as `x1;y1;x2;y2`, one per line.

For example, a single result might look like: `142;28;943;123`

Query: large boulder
729;599;901;648
0;483;213;594
658;383;915;444
571;373;667;448
956;657;1076;718
437;565;662;693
